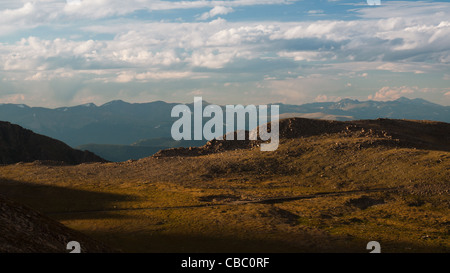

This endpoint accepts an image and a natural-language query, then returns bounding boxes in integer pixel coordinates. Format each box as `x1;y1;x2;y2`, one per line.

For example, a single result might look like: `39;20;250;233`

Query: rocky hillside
153;118;450;157
0;121;106;165
0;195;114;253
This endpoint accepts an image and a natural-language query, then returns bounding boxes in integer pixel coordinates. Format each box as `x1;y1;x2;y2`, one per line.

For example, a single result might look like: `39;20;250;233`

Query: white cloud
278;51;335;62
308;10;324;15
368;86;417;101
376;63;430;74
354;1;450;22
189;49;240;69
0;93;26;104
113;70;197;83
2;10;449;77
24;68;75;81
314;94;341;102
207;24;275;46
0;0;294;34
270;21;355;42
198;6;234;20
0;2;35;22
62;0;293;20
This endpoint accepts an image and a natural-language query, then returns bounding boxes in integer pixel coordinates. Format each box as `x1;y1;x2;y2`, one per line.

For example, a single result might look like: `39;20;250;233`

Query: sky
0;0;450;107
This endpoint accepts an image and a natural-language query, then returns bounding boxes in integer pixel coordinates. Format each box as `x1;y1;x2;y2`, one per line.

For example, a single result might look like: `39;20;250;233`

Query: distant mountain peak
338;98;360;104
101;100;128;107
395;96;412;102
393;97;441;106
81;103;97;107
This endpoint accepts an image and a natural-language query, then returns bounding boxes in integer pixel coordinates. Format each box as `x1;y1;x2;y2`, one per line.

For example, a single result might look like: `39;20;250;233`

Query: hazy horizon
1;95;448;109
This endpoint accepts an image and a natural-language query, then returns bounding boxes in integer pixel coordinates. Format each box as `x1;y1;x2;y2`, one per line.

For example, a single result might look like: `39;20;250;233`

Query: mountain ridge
0;121;106;165
153;117;450;158
0;97;449;148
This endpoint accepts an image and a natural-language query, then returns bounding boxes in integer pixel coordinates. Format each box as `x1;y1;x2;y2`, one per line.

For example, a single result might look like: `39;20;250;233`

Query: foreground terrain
0;195;113;253
0;118;449;252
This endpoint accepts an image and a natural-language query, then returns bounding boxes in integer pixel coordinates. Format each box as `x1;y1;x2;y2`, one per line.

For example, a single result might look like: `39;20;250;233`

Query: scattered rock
345;196;385;210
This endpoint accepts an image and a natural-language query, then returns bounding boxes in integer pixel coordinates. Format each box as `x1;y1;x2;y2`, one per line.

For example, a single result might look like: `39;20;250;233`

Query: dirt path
48;187;399;216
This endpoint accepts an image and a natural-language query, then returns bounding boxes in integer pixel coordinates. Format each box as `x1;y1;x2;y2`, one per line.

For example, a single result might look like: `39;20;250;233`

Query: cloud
189;49;241;69
314;94;341;102
1;1;450;107
0;0;294;34
24;68;75;81
308;10;324;15
207;24;275;46
368;86;417;101
63;0;293;20
0;2;35;22
375;63;431;74
2;5;450;75
113;71;198;83
354;1;450;22
0;93;26;104
278;51;335;62
0;36;106;71
198;6;234;20
255;74;344;104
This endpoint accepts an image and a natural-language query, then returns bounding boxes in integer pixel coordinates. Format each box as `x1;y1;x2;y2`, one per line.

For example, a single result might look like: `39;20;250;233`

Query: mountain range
1;97;449;161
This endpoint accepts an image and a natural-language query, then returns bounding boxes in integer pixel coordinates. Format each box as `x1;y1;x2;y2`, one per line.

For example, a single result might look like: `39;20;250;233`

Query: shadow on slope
0;195;116;253
84;230;448;253
0;178;134;221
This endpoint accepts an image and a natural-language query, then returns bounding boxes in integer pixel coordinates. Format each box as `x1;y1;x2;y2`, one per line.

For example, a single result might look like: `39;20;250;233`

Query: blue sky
1;0;450;107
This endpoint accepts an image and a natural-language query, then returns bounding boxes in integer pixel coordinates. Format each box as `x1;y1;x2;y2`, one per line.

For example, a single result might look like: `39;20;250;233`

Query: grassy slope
0;119;448;253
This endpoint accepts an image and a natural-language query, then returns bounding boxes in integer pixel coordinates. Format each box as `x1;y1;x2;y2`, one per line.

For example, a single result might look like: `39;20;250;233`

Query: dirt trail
48;187;399;216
